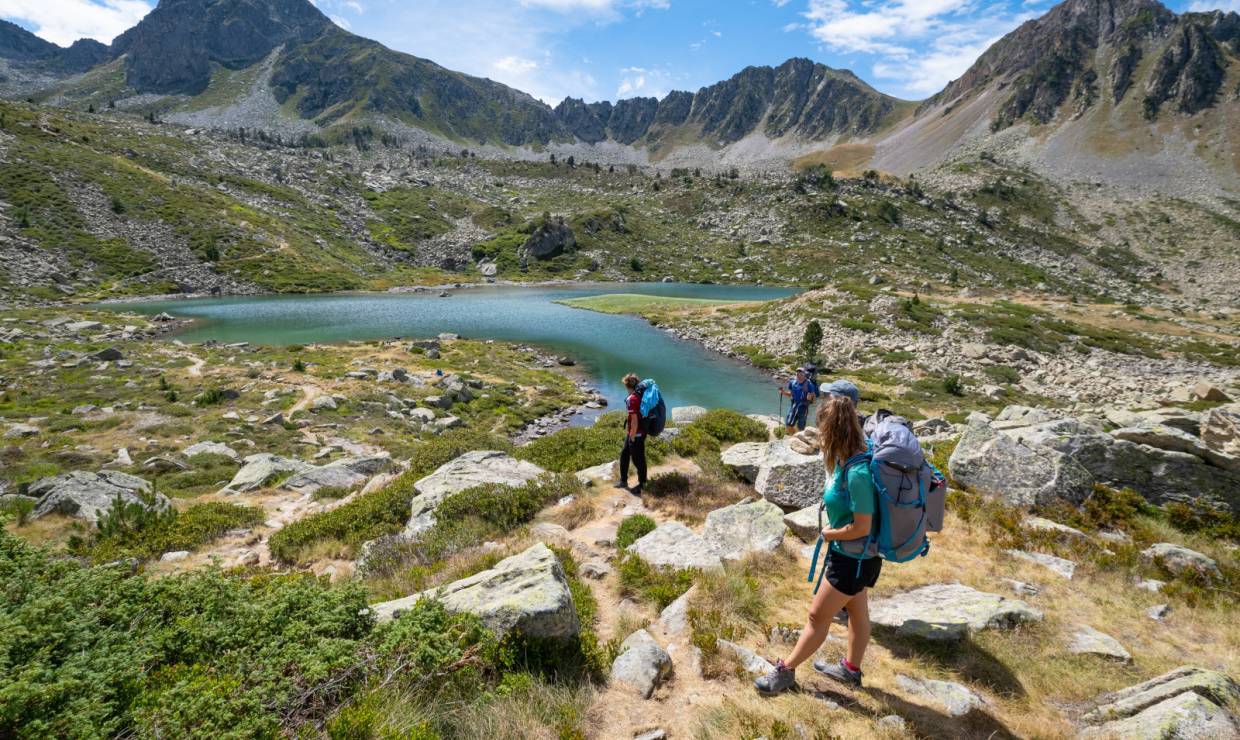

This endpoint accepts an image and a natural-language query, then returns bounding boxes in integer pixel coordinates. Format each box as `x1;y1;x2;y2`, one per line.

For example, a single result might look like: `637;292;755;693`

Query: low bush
1164;500;1240;543
643;472;692;497
616;514;657;549
78;501;263;563
516;414;669;473
269;429;509;563
671;409;768;458
616;552;698;610
671;425;720;457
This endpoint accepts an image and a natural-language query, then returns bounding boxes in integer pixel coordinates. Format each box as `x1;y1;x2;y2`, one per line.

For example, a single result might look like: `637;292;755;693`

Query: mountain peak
111;0;332;95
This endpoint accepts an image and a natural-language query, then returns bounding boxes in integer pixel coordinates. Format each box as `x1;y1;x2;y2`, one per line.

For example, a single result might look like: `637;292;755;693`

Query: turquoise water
111;283;799;415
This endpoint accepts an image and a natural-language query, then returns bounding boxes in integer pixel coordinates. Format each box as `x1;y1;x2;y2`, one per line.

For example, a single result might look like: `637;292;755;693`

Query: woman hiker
754;392;881;694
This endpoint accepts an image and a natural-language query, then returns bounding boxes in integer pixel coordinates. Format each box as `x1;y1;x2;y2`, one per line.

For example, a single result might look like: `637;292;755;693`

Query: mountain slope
0;20;109;73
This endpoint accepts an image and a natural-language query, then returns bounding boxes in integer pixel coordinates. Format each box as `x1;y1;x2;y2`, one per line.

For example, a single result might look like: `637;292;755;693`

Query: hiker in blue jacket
780;366;818;435
755;393;881;695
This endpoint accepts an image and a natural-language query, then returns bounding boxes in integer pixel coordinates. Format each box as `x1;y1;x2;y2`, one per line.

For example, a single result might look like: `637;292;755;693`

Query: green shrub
943;374;965;397
192;388;230;407
643;472;692;498
616;552;698;609
81;501;263;563
0;496;35;526
671;425;720;457
690;409;767;444
616;514;657;549
269;429;509;563
1165;500;1239;542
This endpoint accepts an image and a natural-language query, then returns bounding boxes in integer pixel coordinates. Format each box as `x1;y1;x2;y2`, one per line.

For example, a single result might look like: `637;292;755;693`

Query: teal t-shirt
822;463;877;533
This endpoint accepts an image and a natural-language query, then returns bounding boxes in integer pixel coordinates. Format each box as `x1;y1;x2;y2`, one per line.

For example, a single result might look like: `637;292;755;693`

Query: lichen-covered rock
721;442;768;483
1006;549;1077;579
1081;666;1240;739
610;629;673;699
895;675;988;717
370;543;579;639
1021;516;1087;540
627;521;723;573
702;499;786;561
717;639;774;677
1141;543;1221;580
404;451;546;537
869;584;1043;642
222;454;315;494
783;504;821;543
282;456;392;496
949;414;1093;507
1068;625;1132;662
753;439;824;510
29;471;169;524
182;441;240;461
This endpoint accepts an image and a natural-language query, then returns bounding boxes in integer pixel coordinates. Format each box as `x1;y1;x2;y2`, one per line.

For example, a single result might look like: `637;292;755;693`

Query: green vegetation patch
556;294;755;316
76;500;263;563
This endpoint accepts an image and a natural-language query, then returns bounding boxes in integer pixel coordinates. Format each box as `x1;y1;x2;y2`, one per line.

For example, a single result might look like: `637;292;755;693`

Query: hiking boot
813;658;863;688
754;659;797;695
629;484;644;496
612;480;630;490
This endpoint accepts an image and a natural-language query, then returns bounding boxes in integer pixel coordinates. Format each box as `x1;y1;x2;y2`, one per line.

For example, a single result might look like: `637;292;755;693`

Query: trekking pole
778;387;784;426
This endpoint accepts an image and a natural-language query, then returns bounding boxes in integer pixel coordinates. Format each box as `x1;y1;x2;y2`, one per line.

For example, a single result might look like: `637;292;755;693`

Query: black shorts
825;549;883;596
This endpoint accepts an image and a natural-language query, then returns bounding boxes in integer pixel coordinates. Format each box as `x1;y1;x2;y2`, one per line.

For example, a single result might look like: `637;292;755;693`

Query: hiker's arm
822;513;872;542
627;412;638;440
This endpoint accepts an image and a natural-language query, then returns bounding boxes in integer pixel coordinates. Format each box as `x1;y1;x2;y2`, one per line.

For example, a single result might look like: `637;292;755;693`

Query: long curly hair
817;394;866;474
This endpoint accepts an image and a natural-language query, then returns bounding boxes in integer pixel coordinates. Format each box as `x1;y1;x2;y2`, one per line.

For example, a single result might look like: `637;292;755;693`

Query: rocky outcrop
1143;21;1227;117
403;451;546;538
752;439;824;510
950;407;1240;512
721;442;768;483
1080;666;1239;739
519;219;576;264
1068;625;1132;662
627;522;724;573
701;500;786;561
282;456;392;496
1141;542;1221;580
895;674;989;717
28;471;170;524
182;441;241;461
783;504;821;544
869;584;1043;642
610;629;673;699
370;543;579;639
222;454;315;494
671;406;707;425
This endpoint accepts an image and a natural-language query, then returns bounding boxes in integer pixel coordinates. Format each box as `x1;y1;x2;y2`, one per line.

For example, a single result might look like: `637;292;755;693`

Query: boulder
310;395;338;412
370;543;579;639
721;442;768;483
1192;383;1231;403
90;347;123;362
575;461;616;485
949;413;1093;507
1203;405;1239;457
1068;625;1131;662
1112;424;1237;472
1021;516;1087;540
869;584;1043;642
4;423;39;439
716;639;774;677
160;550;190;562
702;500;786;561
654;588;693;638
671;406;707;425
29;471;169;524
627;522;723;573
895;675;988;717
1080;666;1239;739
282;457;392;496
1006;549;1077;579
1141;543;1221;580
221;454;315;494
182;441;240;462
753;439;825;510
610;629;673;699
519;219;576;262
404;451;546;537
783;504;821;543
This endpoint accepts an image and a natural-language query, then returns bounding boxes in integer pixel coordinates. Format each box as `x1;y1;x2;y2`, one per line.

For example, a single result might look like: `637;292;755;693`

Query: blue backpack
635;379;667;437
807;414;946;593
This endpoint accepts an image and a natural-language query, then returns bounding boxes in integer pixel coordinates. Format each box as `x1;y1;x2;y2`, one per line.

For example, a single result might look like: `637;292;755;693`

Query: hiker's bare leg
784;582;851;670
844;590;871;667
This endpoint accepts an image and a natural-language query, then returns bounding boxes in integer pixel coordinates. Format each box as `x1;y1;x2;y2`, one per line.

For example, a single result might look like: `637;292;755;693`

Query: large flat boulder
627;522;723;573
404;451;546;537
610;629;673;699
282;456;392;496
222;454;315;494
895;675;988;717
1080;666;1239;739
753;439;824;510
1006;549;1077;580
949;414;1093;507
702;499;786;561
783;504;821;543
1068;625;1131;662
182;441;240;462
721;442;768;483
370;543;579;639
29;471;169;524
870;584;1043;642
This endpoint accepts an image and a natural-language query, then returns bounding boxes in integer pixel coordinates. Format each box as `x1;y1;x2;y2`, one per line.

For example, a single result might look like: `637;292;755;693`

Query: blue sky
2;0;1231;102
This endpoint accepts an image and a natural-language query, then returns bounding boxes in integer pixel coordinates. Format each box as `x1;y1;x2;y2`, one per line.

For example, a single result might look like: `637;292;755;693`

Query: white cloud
1188;0;1240;10
799;0;1052;97
615;65;674;98
330;14;351;30
0;0;152;46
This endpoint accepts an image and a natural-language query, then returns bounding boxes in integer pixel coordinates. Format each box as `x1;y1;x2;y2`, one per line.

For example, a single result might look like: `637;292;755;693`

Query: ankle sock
842;658;860;673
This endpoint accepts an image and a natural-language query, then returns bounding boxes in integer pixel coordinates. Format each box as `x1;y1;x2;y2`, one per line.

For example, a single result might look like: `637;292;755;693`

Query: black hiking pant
620;435;647;487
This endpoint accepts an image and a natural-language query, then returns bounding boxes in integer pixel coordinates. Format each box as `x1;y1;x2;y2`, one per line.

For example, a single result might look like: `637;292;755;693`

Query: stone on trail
1147;604;1172;621
1021;516;1087;540
895;675;988;717
655;587;694;638
310;395;338;411
716;639;774;677
1068;625;1132;662
753;439;825;510
29;471;170;524
403;451;546;538
1141;543;1221;580
575;461;616;485
282;456;392;496
671;405;707;425
784;504;821;543
370;543;579;639
222;454;315;494
1080;666;1240;739
869;584;1043;642
182;441;241;462
1006;549;1077;580
702;499;786;561
721;441;768;483
610;629;673;699
627;522;724;573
